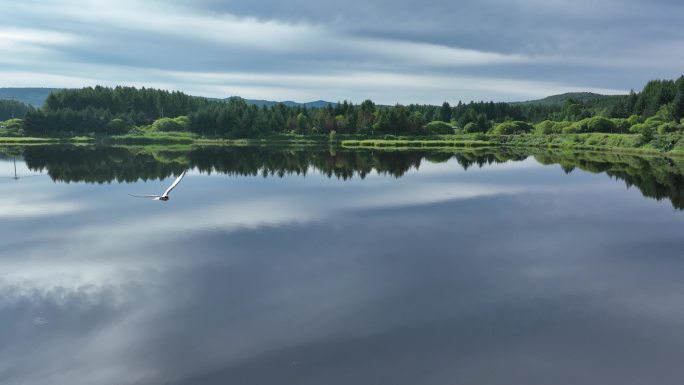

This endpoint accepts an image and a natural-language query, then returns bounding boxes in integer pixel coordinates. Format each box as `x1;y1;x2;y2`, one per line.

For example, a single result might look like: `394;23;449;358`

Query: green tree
562;99;582;121
296;113;310;135
440;102;451;122
673;91;684;121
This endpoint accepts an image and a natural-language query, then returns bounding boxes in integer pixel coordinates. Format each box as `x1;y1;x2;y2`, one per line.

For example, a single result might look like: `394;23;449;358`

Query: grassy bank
340;138;494;149
106;131;331;146
0;136;93;144
342;133;684;156
5;132;684;157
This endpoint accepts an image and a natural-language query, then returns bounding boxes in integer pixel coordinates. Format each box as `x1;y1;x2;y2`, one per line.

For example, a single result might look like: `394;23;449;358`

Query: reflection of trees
20;145;684;210
0;147;22;158
21;146;516;183
23;146;186;184
452;151;528;171
534;150;684;209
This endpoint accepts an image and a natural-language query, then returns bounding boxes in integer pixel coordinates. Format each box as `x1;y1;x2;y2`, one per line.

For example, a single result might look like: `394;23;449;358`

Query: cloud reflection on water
2;155;684;385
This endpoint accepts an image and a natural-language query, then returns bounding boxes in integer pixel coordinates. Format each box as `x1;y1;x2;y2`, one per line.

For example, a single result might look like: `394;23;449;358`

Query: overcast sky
0;0;682;104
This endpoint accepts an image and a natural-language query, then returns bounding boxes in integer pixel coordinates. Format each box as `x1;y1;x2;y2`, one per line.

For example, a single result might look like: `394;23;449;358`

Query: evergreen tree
440;102;451;122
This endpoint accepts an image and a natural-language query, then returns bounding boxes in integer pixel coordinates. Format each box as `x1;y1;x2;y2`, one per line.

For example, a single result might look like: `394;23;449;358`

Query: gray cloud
0;0;682;103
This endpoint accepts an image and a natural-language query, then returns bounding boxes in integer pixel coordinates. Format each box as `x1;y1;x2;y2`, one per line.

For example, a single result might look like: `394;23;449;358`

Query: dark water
2;145;684;385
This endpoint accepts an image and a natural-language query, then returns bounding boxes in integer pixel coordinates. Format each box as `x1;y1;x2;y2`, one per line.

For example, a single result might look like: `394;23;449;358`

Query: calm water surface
1;146;684;385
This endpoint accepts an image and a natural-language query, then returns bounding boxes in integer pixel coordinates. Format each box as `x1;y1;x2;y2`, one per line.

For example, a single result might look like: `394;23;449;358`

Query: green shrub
0;118;24;136
629;123;647;134
644;116;664;127
425;120;454;134
0;118;22;129
586;116;616;133
463;122;483;133
534;120;558;135
173;116;190;130
657;122;680;134
492;121;533;135
569;118;591;133
106;118;133;134
638;125;655;144
151;116;189;132
552;121;572;132
562;124;580;134
565;116;619;133
611;118;631;133
627;114;642;126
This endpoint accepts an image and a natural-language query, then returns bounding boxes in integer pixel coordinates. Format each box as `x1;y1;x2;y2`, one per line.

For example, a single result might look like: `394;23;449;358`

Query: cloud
0;28;79;47
154;69;626;103
0;0;681;102
0;198;82;219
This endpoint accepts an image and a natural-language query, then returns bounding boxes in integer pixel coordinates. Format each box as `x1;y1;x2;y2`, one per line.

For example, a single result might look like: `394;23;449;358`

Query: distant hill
0;88;336;109
0;87;625;110
514;92;625;106
0;88;60;107
240;99;335;108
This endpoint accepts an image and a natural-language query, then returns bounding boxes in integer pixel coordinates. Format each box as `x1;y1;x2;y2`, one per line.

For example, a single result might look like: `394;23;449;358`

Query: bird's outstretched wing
128;194;161;198
163;171;186;196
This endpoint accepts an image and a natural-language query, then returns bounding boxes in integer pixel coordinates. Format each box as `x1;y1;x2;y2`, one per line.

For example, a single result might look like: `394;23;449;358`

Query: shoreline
1;133;683;158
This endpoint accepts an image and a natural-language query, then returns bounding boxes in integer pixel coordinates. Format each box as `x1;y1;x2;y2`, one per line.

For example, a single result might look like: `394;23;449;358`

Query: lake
1;145;684;385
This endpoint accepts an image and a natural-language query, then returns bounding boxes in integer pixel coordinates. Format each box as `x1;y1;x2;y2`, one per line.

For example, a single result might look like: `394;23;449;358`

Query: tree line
20;88;572;137
0;99;32;121
3;75;684;137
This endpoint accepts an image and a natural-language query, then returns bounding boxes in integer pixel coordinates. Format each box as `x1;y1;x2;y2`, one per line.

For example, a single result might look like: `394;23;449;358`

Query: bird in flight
129;171;187;201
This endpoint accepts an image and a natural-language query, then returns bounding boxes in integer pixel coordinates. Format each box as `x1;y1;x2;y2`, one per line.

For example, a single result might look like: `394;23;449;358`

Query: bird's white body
129;171;186;201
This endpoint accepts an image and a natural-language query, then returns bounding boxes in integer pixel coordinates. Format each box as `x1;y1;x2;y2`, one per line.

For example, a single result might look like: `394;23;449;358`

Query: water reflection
1;145;684;385
0;154;45;181
18;145;526;182
12;144;684;209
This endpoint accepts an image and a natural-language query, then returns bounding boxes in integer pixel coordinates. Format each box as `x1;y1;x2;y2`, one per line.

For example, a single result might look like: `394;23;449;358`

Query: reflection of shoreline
20;145;521;183
12;144;684;209
532;149;684;209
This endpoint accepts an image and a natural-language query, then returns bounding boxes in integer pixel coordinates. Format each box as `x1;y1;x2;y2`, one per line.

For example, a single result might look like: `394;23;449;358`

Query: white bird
129;171;186;201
